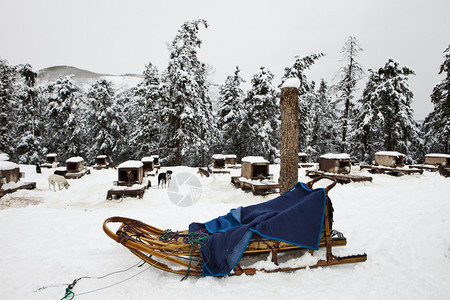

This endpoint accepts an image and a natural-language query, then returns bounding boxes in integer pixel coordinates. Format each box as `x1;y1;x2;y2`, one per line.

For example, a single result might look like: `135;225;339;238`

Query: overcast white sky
1;0;449;119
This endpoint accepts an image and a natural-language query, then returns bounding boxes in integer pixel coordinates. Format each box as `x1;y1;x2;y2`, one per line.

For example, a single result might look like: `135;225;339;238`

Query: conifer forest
1;20;449;166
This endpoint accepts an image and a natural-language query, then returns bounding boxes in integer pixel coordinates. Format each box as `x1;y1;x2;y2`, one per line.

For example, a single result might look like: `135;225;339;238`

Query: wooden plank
306;170;372;183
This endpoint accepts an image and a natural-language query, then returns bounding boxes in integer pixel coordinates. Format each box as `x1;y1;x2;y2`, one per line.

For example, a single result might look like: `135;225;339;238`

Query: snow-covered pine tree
0;59;18;157
308;79;339;161
14;64;42;163
216;66;246;159
42;75;84;159
160;19;214;166
353;59;421;161
281;53;324;154
85;78;123;164
129;63;162;159
350;69;384;162
334;36;365;153
422;44;450;153
242;66;280;162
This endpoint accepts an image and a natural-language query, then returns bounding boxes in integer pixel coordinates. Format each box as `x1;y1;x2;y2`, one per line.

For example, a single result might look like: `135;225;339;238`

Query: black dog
54;169;67;177
158;170;172;188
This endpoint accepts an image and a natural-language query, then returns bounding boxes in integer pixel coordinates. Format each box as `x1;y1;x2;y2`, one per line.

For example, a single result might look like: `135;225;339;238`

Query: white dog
48;174;70;191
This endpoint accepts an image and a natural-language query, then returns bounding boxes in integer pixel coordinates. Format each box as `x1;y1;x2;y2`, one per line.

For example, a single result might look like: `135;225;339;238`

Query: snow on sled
103;177;367;277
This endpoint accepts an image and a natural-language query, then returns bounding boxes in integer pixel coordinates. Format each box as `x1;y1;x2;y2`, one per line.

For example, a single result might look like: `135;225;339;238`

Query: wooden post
279;78;300;194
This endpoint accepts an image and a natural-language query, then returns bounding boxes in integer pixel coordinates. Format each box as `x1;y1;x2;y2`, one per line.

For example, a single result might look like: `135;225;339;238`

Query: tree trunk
279;87;299;194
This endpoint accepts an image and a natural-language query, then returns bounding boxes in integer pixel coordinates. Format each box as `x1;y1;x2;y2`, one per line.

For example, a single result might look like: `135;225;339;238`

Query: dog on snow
158;170;172;188
48;174;70;191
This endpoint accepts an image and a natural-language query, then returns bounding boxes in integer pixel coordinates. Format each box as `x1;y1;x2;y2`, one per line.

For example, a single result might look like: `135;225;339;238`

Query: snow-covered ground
0;164;449;299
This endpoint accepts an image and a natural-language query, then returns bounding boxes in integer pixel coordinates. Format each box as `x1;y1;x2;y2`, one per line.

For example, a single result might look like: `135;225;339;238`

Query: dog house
0;161;36;197
0;161;20;187
93;155;108;170
65;156;90;179
298;153;307;163
41;153;59;168
241;156;270;180
225;154;237;166
424;153;450;166
212;154;226;168
374;151;405;168
319;153;351;174
141;156;154;173
117;160;144;186
151;155;160;169
46;153;58;164
66;157;85;173
96;155;107;166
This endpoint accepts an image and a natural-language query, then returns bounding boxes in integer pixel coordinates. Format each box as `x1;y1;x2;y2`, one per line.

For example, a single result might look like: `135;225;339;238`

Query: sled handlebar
306;176;337;193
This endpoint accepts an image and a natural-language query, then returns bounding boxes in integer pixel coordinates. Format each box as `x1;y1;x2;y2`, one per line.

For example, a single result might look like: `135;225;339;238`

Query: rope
56;260;144;299
61;288;74;300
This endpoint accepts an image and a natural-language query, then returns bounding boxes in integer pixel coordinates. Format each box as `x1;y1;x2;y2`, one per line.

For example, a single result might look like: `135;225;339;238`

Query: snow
97;155;107;159
0;161;19;171
320;153;350;160
282;77;301;89
375;151;405;157
241;156;270;164
46;153;57;157
0;153;9;161
1;164;449;299
425;153;450;158
66;156;84;163
118;160;144;169
141;157;154;162
212;154;226;159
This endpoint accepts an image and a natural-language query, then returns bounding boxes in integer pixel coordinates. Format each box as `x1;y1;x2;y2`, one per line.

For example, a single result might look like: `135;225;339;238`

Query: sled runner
103;177;367;277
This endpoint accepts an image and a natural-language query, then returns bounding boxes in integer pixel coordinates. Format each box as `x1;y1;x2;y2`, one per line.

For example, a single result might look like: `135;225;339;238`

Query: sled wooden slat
306;170;373;184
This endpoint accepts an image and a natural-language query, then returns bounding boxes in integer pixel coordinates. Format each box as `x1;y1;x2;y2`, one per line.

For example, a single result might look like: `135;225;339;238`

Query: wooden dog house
117;160;144;186
0;161;20;186
424;153;450;166
66;156;85;172
212;154;226;168
107;160;151;200
141;156;154;173
96;155;108;166
93;155;115;170
224;154;237;166
41;153;59;168
231;156;279;195
319;153;351;174
374;151;405;168
94;155;108;169
209;154;237;174
0;161;36;197
151;155;160;169
65;156;90;179
241;156;270;180
298;152;315;168
360;151;422;175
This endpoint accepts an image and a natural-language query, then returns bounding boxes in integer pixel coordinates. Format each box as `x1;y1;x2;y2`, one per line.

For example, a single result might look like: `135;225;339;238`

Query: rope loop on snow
61;287;75;300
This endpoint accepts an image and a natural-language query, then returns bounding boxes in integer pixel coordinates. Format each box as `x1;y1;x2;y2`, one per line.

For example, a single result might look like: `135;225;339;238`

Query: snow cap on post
281;77;300;89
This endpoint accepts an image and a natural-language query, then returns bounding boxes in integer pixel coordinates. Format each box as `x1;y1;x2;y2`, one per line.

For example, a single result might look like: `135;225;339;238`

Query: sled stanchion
306;176;337;192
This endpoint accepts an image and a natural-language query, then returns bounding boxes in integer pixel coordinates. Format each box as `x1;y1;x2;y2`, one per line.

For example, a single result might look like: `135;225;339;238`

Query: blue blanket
189;182;326;276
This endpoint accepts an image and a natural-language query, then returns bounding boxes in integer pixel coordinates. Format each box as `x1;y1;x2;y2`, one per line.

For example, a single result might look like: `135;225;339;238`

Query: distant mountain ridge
36;65;144;92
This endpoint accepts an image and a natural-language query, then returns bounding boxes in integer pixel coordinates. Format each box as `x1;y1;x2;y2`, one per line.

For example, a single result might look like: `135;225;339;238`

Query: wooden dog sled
103;177;367;277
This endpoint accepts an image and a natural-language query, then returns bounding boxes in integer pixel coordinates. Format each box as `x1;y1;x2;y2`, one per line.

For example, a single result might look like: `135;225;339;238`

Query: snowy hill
36;65;144;92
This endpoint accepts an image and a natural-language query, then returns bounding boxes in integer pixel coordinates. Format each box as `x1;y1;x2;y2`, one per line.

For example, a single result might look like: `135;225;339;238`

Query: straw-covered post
279;78;300;194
